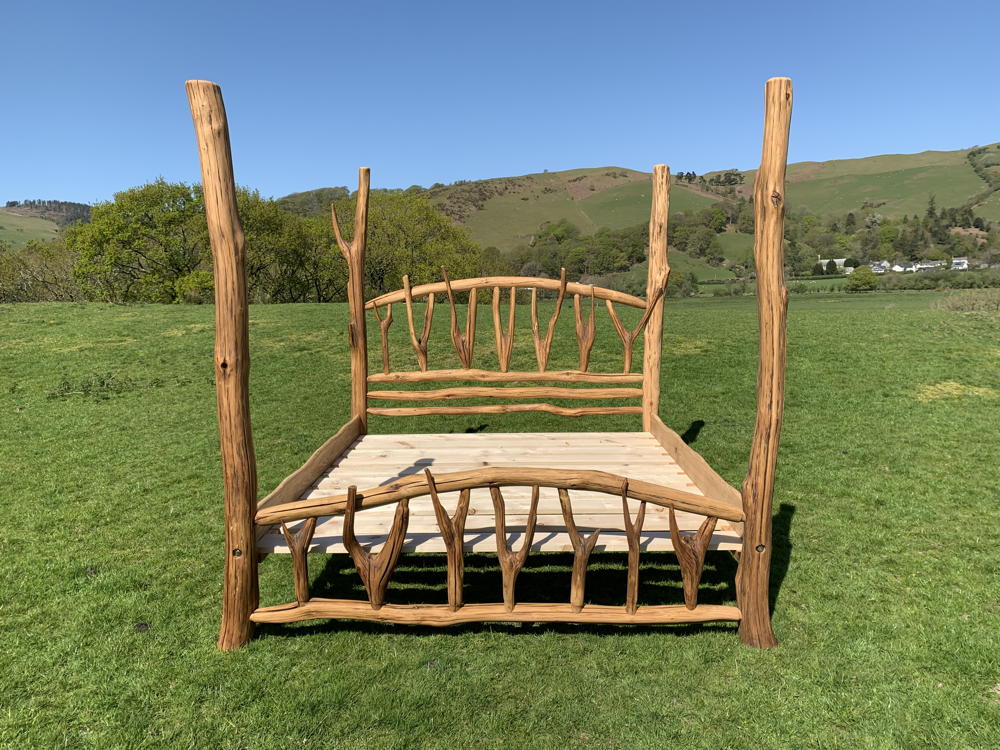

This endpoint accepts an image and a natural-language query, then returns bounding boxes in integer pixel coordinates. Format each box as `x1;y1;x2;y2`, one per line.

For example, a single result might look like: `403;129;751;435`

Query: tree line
1;180;484;303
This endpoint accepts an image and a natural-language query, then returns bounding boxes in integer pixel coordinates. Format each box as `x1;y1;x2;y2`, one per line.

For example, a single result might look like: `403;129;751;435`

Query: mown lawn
1;292;998;748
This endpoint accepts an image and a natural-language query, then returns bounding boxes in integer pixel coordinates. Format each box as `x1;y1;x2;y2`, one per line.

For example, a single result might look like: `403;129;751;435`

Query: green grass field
2;293;999;748
0;209;61;248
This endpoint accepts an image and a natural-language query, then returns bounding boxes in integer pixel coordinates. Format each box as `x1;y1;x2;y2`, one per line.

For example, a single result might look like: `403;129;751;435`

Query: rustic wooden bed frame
186;77;793;651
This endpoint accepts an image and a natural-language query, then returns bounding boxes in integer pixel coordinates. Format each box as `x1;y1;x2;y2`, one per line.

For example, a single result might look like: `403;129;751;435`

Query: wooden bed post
737;76;792;648
186;80;259;650
332;168;371;433
642;164;670;431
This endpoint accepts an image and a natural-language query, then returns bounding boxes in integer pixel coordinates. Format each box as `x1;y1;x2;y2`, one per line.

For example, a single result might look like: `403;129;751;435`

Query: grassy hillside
0;209;61;248
2;295;998;747
729;145;1000;219
429;167;715;252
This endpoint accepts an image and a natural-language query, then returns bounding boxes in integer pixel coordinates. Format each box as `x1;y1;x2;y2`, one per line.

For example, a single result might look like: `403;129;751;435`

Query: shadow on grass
256;478;796;643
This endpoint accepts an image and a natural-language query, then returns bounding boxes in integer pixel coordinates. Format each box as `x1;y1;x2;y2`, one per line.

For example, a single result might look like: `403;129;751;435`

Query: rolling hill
419;143;999;253
0;209;62;248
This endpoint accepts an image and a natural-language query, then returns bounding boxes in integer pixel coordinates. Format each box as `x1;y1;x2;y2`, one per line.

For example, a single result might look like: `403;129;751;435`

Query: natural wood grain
403;275;435;371
558;489;601;611
648;414;743;536
530;267;567;371
367;386;642;401
342;486;409;609
491;485;540;610
574;290;597;371
279;517;316;604
251;600;742;626
255;416;363;526
331;168;371;430
256;465;745;526
367;276;647;309
368;404;642;418
621;483;647;614
643;164;670;430
186;80;258;651
491;286;516;372
425;470;471;610
669;509;717;609
373;303;393;374
442;268;477;369
605;283;665;373
737;77;792;649
369;369;643;384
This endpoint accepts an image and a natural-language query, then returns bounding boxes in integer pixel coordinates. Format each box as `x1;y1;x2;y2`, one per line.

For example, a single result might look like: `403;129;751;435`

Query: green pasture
0;209;61;248
1;292;998;748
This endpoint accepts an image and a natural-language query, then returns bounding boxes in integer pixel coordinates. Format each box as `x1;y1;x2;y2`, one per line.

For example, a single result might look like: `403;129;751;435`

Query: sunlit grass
1;292;998;748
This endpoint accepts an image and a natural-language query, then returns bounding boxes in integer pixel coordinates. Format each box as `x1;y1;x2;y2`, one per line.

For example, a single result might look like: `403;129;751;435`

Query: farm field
2;292;999;748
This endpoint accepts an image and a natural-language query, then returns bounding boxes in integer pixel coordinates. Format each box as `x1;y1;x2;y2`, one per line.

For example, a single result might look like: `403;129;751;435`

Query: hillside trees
64;180;480;303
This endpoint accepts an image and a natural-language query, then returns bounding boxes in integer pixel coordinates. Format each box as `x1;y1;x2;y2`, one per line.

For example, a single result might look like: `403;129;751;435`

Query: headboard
333;165;671;432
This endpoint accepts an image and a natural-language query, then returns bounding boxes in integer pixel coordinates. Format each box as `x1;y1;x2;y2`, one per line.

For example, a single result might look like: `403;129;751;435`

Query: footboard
253;468;743;627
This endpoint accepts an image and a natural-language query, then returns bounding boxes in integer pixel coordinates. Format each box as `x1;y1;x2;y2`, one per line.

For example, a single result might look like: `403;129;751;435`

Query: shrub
845;265;879;292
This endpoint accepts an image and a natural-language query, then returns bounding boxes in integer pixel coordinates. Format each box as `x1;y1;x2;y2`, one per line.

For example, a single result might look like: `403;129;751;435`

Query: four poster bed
185;77;793;650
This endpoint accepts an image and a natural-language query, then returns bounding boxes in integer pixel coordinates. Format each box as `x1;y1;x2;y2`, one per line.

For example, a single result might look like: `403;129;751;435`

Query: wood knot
770;191;782;207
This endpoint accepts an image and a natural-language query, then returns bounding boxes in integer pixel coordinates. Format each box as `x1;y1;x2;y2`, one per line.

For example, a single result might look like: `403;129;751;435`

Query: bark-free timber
252;600;742;626
368;276;646;309
425;471;471;610
622;487;647;615
331;169;371;429
255;466;745;526
668;510;717;609
530;268;567;370
342;486;409;609
190;78;791;649
574;290;597;371
642;165;670;430
280;518;317;604
558;489;601;611
186;80;258;652
737;76;792;648
491;485;540;610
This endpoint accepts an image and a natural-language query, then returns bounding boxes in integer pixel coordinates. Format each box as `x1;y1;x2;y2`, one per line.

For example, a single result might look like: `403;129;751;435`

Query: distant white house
915;260;946;272
896;263;916;273
870;264;886;274
952;257;969;270
844;266;855;275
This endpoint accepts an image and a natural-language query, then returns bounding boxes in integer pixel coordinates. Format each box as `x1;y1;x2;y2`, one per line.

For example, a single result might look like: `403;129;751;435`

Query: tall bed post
642;164;670;431
332;168;371;433
737;76;792;648
186;80;259;651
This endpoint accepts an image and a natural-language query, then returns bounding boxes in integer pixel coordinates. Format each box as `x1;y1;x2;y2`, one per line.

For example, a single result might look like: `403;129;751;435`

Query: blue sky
3;0;998;203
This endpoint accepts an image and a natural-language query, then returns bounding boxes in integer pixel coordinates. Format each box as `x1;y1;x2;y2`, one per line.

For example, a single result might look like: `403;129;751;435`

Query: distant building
871;265;886;274
915;260;946;272
951;257;969;270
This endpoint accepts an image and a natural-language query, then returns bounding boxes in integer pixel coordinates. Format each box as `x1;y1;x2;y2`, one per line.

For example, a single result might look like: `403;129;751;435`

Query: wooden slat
367;276;647;309
367;386;643;401
648;414;743;536
255;417;363;541
255;467;745;526
369;369;644;384
251;600;741;626
368;404;642;418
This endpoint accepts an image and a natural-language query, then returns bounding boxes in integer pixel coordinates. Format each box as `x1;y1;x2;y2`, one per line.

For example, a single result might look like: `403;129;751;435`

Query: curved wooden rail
366;276;648;309
254;466;745;526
